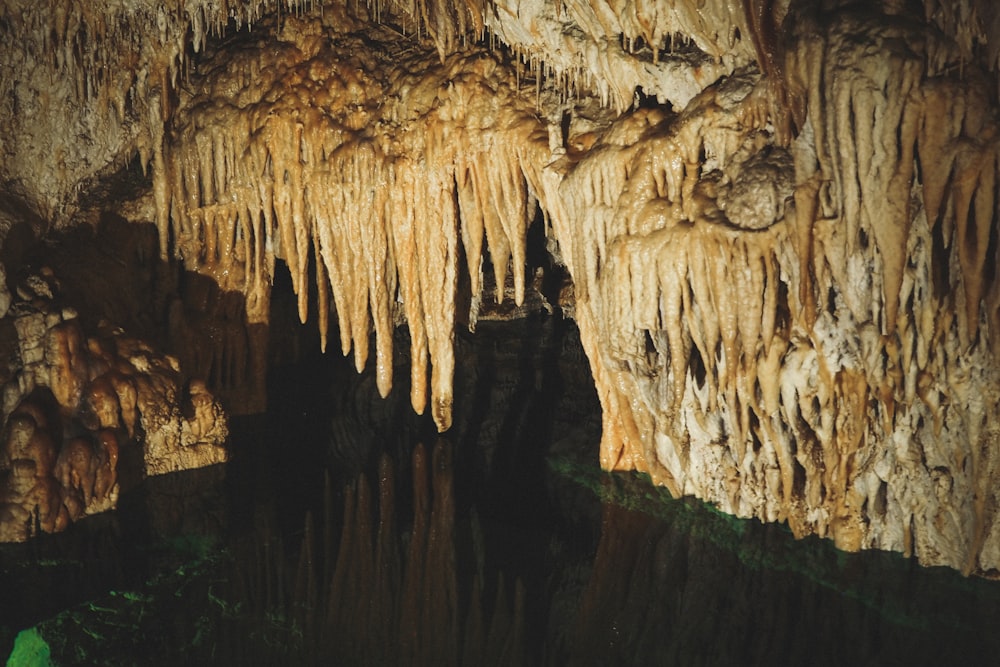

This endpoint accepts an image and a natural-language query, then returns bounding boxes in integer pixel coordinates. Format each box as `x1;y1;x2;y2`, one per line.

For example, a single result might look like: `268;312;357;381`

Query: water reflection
214;437;527;666
556;469;1000;666
5;430;1000;665
4;316;1000;665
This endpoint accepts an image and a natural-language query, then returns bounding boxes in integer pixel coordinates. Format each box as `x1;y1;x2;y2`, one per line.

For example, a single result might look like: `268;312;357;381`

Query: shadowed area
3;312;1000;665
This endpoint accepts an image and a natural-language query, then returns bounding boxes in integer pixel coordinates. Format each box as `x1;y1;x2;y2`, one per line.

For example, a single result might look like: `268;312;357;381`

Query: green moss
5;628;52;667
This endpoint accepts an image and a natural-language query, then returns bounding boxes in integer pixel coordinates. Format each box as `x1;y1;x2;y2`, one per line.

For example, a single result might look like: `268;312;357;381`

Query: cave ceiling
2;0;1000;575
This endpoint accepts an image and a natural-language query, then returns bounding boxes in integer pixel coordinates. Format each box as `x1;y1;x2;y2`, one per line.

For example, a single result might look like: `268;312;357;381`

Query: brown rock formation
2;0;1000;575
0;270;228;541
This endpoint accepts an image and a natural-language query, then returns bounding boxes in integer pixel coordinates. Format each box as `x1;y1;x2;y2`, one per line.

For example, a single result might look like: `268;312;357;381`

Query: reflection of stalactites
371;453;400;665
321;470;336;615
323;473;378;662
399;441;430;663
427;438;459;665
462;569;487;665
485;574;527;667
292;510;319;640
566;501;656;665
320;463;395;664
280;438;527;661
326;478;357;654
353;474;377;658
401;438;460;665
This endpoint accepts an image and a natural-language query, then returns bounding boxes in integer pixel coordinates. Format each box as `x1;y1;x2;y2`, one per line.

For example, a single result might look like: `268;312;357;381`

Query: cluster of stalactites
785;4;1000;352
922;0;1000;75
781;8;1000;569
482;0;760;113
541;69;782;472
2;0;300;113
0;0;486;106
566;0;754;64
541;2;1000;571
158;19;548;431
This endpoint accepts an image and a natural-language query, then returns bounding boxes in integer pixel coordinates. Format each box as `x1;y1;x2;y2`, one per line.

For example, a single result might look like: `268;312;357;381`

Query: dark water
3;315;1000;666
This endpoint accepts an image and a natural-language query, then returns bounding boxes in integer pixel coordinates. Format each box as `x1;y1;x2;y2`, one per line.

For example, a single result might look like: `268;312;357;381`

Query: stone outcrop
0;266;228;541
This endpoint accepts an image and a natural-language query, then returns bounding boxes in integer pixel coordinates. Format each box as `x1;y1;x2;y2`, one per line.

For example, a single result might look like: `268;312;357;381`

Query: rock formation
0;268;228;541
2;0;1000;575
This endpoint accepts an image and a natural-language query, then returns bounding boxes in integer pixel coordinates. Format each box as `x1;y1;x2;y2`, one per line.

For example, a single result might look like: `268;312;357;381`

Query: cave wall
2;0;1000;574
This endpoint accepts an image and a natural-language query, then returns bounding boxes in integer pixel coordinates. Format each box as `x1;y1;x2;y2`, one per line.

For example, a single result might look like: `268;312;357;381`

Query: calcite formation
2;0;1000;575
0;268;228;541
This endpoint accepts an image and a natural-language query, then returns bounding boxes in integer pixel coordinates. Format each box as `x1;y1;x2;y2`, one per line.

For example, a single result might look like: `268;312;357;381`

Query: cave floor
2;316;1000;666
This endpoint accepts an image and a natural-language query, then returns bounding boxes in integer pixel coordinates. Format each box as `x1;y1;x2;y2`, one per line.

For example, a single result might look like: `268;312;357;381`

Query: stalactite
507;1;1000;574
6;0;1000;575
161;16;551;431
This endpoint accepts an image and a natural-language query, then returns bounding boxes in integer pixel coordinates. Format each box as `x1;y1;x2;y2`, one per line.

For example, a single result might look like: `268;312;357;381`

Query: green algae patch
6;628;52;667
